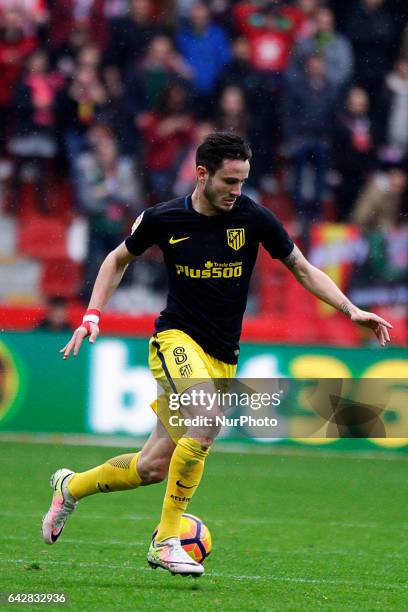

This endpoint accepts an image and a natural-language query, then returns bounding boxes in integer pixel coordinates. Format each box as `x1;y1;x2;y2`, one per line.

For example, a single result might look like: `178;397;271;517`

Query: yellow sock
156;437;209;542
67;452;142;500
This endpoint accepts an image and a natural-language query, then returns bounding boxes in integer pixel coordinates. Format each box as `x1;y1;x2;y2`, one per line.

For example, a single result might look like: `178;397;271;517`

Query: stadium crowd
0;0;407;323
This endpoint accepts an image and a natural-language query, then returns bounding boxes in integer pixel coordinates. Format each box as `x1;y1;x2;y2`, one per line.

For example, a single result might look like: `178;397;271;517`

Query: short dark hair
196;132;252;175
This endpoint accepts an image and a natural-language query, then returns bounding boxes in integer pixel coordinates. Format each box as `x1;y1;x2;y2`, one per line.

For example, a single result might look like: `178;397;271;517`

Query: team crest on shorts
179;364;193;377
227;228;245;251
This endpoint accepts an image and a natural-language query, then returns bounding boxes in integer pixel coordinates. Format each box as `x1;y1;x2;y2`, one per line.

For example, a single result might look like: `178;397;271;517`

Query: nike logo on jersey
169;236;190;245
176;480;195;489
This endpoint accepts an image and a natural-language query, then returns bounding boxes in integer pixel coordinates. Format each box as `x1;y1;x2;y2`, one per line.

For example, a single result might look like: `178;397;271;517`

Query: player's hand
350;309;393;347
60;322;100;360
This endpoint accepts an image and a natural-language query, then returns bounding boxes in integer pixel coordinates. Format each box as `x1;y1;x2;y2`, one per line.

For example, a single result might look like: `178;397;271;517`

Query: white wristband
82;314;100;324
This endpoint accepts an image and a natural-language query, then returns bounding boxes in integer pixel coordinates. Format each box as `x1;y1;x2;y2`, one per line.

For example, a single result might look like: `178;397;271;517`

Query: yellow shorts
149;329;237;442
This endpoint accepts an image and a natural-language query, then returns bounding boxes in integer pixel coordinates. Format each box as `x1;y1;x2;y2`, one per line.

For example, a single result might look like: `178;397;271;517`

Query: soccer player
42;133;392;576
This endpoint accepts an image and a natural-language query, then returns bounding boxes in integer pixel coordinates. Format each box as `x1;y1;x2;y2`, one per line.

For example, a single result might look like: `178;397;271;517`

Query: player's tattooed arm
282;248;298;269
339;300;354;319
282;245;309;277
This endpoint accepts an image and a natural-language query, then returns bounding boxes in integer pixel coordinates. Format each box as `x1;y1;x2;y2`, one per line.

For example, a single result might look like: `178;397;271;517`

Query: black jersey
125;194;294;364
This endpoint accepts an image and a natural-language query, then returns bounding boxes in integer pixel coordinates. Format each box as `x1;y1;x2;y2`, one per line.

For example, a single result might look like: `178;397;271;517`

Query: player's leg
147;380;222;576
147;330;232;575
67;417;175;497
154;379;221;542
136;418;176;484
42;420;175;545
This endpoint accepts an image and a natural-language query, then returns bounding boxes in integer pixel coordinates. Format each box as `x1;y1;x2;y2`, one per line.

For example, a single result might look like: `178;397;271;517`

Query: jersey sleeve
125;208;157;255
255;204;294;259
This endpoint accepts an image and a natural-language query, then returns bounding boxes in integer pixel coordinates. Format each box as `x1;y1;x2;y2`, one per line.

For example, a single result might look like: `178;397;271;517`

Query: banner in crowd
0;332;407;451
308;223;408;309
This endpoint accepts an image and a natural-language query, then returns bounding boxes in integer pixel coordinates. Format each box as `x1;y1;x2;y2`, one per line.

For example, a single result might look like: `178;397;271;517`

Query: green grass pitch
0;441;407;611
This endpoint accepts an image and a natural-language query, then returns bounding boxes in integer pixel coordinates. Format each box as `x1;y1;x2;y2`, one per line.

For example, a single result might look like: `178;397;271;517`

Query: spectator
217;35;264;116
345;0;395;96
137;80;194;201
374;57;408;164
36;296;71;332
213;84;249;137
212;83;265;190
233;0;298;75
52;25;94;79
289;6;354;89
48;0;107;52
173;120;214;196
281;52;338;218
176;1;231;115
74;126;141;300
216;35;271;184
8;48;62;213
76;42;102;70
232;0;301;165
0;8;37;150
0;0;48;37
100;65;134;155
56;62;108;166
332;86;375;220
351;166;407;229
124;34;192;112
292;0;321;42
106;0;159;77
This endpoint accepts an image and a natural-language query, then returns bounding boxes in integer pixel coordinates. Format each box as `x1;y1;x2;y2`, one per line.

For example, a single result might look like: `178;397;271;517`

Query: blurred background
0;0;407;448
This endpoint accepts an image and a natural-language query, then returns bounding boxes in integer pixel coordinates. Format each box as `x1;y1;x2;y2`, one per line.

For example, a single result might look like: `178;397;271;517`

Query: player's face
201;159;250;214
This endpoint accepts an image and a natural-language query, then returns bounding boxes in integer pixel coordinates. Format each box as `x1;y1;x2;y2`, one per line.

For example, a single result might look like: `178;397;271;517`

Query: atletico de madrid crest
227;228;245;251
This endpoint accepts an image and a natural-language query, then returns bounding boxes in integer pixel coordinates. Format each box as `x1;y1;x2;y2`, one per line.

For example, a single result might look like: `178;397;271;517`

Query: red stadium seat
40;258;83;299
18;215;68;260
16;175;74;221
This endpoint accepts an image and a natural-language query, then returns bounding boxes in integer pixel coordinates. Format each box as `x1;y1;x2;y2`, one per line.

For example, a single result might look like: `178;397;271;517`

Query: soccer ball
152;513;212;563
